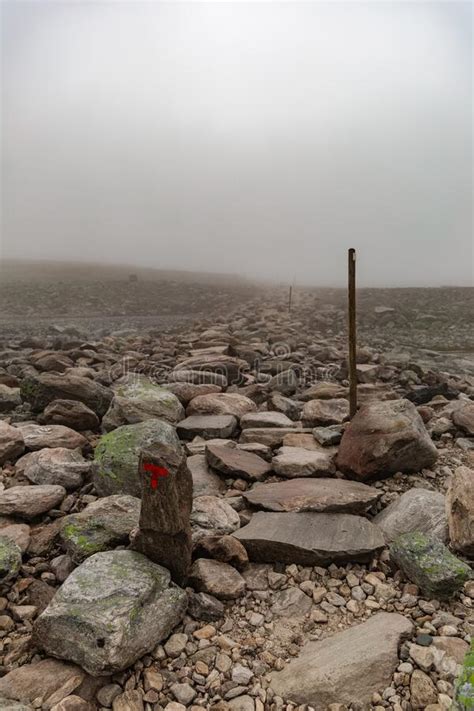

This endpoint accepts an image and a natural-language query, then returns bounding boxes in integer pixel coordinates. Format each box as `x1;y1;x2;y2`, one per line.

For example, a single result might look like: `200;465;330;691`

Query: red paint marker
143;461;169;489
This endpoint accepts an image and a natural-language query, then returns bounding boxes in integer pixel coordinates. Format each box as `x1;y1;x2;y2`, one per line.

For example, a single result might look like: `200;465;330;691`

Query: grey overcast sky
1;1;472;286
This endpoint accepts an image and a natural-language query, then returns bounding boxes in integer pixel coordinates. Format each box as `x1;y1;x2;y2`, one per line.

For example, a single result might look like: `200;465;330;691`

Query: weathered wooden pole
348;248;357;418
134;442;193;587
288;285;293;313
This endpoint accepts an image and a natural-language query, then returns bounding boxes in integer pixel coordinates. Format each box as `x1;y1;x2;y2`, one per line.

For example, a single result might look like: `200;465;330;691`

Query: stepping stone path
243;477;380;513
2;286;473;709
234;511;385;564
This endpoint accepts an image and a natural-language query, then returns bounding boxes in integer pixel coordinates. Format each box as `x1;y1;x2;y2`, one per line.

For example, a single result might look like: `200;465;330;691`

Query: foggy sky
1;1;472;286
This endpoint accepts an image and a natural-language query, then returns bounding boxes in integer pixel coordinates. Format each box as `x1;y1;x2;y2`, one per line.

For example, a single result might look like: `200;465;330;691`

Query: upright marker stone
133;439;193;587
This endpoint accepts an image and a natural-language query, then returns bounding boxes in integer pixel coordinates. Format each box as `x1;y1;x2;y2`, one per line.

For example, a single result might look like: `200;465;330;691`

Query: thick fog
1;1;472;286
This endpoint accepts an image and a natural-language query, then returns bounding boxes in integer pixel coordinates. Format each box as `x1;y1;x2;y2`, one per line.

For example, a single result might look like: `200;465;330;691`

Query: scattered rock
16;423;87;451
0;485;66;519
177;415;238;441
20;373;113;417
102;375;184;429
40;399;100;430
188;559;246;599
60;495;141;562
446;466;474;556
0;536;22;583
271;446;335;478
206;444;271;482
16;447;91;490
0;422;24;465
191;496;240;542
302;398;349;426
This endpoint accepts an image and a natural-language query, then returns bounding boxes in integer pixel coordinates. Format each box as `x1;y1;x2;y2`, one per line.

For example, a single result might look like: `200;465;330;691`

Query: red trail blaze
143;461;169;489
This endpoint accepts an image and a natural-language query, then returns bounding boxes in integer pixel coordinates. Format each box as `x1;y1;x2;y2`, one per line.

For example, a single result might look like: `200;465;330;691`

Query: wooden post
348;248;357;418
133;442;193;586
288;285;293;313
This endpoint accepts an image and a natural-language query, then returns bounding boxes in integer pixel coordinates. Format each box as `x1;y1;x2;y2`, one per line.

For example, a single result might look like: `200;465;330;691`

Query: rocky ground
0;268;472;711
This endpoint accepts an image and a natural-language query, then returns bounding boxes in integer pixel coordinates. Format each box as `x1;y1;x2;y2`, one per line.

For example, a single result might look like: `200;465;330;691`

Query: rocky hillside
0;285;472;711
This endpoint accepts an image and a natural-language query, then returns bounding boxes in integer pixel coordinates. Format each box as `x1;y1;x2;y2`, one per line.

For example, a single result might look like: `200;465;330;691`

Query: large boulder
34;550;187;676
270;613;413;708
167;383;222;405
390;532;472;598
20;373;113;417
374;488;448;543
92;419;181;497
447;466;474;556
102;375;184;431
60;495;141;562
234;511;384;565
0;422;24;465
16;448;91;490
243;477;380;514
186;393;256;418
337;399;438;480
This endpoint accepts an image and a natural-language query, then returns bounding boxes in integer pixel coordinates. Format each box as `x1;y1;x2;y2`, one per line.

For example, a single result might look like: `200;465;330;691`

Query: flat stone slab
187;454;225;497
272;446;335;478
239;428;312;448
177;416;237;441
234;511;385;565
240;412;295;429
270;612;414;708
243;478;380;514
206;444;271;482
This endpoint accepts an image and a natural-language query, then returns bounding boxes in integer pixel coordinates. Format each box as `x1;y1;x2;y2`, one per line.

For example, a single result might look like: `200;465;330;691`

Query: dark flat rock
206;444;271;481
177;415;238;440
234;511;385;565
243;477;380;513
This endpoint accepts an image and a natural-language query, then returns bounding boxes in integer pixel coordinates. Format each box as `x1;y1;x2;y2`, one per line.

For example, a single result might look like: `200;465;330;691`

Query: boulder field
0;289;471;710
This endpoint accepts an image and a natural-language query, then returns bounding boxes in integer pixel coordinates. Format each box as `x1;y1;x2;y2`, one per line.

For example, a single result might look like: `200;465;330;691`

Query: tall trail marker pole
288;284;293;313
348;248;357;418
